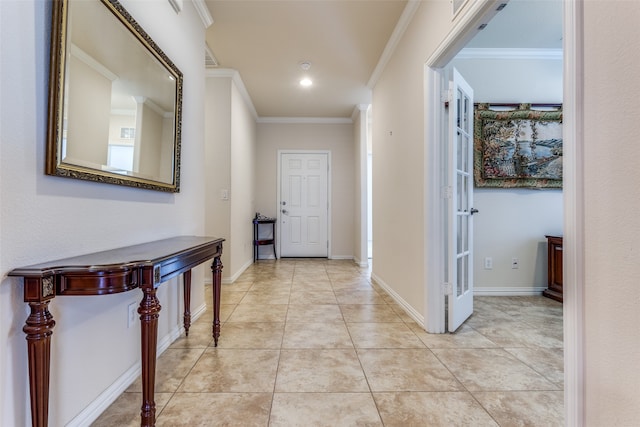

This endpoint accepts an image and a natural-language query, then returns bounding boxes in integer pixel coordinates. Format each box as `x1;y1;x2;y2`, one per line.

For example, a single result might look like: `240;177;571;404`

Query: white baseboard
352;256;370;268
474;286;546;296
206;258;254;285
329;255;354;260
370;273;425;327
67;302;207;426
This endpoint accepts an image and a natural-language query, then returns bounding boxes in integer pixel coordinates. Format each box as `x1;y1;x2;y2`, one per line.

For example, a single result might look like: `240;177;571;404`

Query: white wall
450;56;563;292
256;122;355;259
583;2;640;423
0;1;208;425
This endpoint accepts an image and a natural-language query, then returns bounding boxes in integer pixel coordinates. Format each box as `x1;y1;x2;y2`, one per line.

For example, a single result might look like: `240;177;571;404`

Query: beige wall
256;122;355;259
205;77;233;275
583;2;640;424
138;102;163;178
229;83;257;274
205;74;257;279
66;54;111;165
371;0;451;316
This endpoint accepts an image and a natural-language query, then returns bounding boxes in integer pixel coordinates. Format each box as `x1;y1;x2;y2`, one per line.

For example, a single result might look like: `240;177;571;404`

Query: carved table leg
138;285;161;427
183;270;192;336
211;256;223;346
23;301;55;427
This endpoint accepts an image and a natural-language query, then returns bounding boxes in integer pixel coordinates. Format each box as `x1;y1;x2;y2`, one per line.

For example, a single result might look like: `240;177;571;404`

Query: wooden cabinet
543;235;563;303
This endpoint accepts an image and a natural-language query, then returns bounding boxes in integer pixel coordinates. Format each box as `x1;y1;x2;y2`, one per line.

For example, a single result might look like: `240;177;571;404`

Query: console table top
9;236;224;277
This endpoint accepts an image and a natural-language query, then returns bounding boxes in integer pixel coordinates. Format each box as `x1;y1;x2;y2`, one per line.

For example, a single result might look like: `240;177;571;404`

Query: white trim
206;257;254;285
424;66;447;333
206;68;258;120
66;303;207;426
329;255;354;261
192;0;214;28
351;103;370;122
424;1;505;335
371;273;424;327
70;44;118;81
356;104;370;267
257;116;352;124
277;150;332;259
457;47;563;60
426;0;506;67
367;0;421;88
353;258;370;268
474;287;546;296
562;0;585;424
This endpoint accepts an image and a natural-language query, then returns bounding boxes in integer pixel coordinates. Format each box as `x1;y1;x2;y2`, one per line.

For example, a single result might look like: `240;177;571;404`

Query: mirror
46;0;183;192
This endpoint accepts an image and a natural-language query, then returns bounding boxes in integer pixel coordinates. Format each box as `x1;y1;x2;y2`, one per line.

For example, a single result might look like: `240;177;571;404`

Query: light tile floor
92;259;564;426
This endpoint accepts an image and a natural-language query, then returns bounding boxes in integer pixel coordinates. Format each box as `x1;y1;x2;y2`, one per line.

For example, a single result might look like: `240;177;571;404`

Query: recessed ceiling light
300;78;313;87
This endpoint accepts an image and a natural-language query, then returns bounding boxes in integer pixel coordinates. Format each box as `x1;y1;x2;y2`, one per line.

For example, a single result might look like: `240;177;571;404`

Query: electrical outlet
484;257;493;270
128;302;138;328
511;257;519;269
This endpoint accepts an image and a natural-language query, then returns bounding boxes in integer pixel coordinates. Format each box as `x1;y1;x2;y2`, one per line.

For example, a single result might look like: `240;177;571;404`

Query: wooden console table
9;236;224;427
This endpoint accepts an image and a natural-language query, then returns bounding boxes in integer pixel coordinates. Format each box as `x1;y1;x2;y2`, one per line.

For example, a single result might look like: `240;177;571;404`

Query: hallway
93;259;564;426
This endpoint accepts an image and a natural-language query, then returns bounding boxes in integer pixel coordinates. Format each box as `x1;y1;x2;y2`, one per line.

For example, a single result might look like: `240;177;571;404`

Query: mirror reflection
47;0;182;192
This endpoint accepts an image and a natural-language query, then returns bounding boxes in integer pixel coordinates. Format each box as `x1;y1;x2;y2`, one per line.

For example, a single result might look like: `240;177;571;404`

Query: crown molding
456;47;563;60
257;117;353;124
351;104;370;121
193;0;213;28
206;69;258;120
367;0;421;88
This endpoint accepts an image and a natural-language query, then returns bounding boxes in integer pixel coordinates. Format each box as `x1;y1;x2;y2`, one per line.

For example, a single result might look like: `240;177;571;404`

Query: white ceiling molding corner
206;68;258;120
193;0;214;28
205;42;218;68
457;47;563;60
257;117;353;125
351;104;370;121
367;0;421;89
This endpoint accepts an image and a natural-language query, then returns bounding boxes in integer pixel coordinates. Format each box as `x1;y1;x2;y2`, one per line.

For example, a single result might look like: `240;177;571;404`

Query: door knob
281;201;287;206
282;209;288;215
470;208;479;215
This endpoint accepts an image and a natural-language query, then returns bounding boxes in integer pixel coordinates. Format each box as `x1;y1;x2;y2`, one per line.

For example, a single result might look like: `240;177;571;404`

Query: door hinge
442;88;452;105
441;186;452;199
443;282;452;295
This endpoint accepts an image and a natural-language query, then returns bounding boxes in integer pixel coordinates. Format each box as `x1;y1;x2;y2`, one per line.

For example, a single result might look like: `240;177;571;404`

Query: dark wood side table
543;235;563;303
9;236;224;427
253;217;277;261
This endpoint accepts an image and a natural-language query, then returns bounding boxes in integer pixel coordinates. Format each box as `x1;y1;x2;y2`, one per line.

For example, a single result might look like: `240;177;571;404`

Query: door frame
276;149;332;258
423;0;584;424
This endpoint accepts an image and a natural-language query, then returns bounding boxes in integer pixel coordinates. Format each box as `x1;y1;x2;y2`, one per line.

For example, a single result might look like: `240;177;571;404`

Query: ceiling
203;0;562;120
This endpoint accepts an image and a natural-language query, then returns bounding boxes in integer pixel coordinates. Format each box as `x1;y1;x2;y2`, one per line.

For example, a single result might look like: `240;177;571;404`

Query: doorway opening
423;0;583;423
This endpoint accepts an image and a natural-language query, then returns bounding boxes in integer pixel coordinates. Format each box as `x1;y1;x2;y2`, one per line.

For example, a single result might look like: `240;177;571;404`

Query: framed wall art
474;103;563;189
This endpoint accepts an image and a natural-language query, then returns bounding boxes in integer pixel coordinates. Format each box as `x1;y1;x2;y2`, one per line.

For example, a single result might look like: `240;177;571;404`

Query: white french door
279;151;329;257
448;68;475;332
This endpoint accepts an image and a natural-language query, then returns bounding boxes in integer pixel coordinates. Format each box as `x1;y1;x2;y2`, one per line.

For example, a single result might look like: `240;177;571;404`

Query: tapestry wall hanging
474;103;563;189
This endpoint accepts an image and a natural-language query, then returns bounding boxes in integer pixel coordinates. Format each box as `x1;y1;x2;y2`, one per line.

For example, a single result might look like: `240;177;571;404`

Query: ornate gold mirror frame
46;0;183;192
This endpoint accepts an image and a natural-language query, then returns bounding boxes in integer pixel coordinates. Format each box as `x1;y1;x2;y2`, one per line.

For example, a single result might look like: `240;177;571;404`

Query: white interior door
448;68;475;332
280;152;329;257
